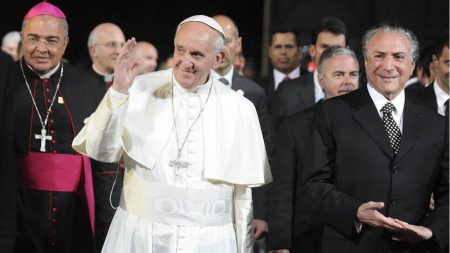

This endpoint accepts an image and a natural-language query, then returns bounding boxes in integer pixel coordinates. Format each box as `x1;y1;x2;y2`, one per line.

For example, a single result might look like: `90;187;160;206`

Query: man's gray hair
22;17;69;37
317;46;359;74
362;23;419;61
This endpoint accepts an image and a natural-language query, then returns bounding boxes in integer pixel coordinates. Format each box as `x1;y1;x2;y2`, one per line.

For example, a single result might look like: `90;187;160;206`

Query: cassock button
52;207;57;212
45;88;51;93
51;218;56;222
50;130;55;134
52;150;58;154
46;98;52;103
51;140;57;144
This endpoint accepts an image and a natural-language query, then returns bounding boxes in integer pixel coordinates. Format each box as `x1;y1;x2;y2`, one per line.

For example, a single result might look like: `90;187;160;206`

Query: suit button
390;197;397;205
392;166;399;174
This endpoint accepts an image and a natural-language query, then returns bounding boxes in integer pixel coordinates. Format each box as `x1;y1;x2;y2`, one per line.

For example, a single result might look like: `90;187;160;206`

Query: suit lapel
395;96;423;161
231;72;242;91
352;87;395;158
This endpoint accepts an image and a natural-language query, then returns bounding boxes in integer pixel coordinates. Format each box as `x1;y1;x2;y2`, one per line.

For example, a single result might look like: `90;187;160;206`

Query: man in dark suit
0;50;15;253
271;17;347;130
298;23;448;253
413;32;449;116
268;46;360;253
258;27;303;106
212;15;273;243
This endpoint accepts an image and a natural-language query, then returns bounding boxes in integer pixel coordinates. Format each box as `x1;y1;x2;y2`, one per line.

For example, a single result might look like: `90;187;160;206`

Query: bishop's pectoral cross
35;128;52;152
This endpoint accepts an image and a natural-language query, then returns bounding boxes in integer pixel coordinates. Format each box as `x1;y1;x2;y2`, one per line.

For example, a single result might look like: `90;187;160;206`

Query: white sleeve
72;90;129;163
233;185;254;253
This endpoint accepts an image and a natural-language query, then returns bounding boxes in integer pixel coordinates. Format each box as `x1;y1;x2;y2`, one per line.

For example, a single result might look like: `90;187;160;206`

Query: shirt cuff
108;88;129;110
354;220;363;233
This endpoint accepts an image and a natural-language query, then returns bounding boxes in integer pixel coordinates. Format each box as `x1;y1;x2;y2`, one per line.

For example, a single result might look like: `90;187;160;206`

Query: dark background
0;0;448;75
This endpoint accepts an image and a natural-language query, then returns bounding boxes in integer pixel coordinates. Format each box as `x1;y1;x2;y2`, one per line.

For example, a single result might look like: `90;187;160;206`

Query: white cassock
73;69;271;253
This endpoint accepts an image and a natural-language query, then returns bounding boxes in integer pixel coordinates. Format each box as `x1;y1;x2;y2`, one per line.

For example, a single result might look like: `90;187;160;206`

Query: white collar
273;67;300;90
433;80;450;108
313;70;325;102
27;62;60;79
213;67;234;87
367;82;405;118
173;70;214;96
92;64;114;82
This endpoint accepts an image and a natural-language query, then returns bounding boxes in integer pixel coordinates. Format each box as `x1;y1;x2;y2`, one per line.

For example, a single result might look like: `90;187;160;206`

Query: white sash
120;171;233;227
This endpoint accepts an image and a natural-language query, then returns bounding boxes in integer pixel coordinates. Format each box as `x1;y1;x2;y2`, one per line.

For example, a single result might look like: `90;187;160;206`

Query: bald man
212;14;273;244
87;23;125;90
87;22;126;252
133;41;158;75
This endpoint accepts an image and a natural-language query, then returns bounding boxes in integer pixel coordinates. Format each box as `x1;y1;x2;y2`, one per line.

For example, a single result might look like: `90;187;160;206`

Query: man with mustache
268;46;359;253
271;17;347;130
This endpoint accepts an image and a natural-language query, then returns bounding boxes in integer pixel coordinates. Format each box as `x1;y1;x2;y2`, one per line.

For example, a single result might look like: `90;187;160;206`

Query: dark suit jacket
407;83;438;112
0;51;16;253
258;74;276;108
267;103;323;252
299;86;449;253
271;74;315;130
232;72;273;221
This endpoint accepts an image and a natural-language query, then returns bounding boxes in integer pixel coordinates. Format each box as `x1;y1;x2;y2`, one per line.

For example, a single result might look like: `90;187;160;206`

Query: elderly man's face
214;16;241;74
89;24;125;74
21;15;68;73
134;42;158;75
365;32;415;100
268;32;301;74
318;54;359;98
173;22;223;89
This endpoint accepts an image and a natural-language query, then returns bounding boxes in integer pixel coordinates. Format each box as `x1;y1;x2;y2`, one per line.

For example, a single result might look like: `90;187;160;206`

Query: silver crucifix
168;158;190;169
35;128;52;152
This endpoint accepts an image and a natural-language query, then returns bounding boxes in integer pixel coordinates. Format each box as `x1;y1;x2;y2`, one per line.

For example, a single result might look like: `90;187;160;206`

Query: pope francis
73;15;272;253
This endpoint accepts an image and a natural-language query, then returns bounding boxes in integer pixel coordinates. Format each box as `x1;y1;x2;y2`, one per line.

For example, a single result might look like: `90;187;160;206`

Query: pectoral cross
169;158;190;169
35;128;52;152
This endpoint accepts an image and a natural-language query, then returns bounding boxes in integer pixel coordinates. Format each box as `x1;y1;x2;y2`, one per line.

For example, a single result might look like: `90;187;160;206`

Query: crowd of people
0;1;448;253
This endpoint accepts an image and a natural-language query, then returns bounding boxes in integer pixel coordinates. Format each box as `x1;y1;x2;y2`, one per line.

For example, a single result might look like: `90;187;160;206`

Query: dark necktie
219;77;229;86
445;99;449;117
381;102;402;155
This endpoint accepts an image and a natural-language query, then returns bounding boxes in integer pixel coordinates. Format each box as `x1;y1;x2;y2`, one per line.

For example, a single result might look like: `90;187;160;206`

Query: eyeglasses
95;41;125;49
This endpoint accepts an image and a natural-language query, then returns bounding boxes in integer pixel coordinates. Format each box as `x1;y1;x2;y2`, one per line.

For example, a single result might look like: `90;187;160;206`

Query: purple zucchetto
23;1;66;20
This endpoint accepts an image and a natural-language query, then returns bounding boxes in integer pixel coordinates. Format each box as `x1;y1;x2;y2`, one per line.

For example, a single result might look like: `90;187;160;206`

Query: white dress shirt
433;80;450;116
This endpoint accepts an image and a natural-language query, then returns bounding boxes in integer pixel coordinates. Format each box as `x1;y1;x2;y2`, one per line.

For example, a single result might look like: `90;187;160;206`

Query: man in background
132;41;159;75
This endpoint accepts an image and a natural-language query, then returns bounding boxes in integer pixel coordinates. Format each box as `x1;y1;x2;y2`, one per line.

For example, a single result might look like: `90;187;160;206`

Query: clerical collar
212;67;234;88
26;62;60;79
172;70;213;96
92;64;114;82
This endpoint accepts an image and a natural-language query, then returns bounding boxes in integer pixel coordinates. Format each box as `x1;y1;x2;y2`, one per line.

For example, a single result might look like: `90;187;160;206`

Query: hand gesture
391;219;433;243
111;38;138;93
356;202;403;230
